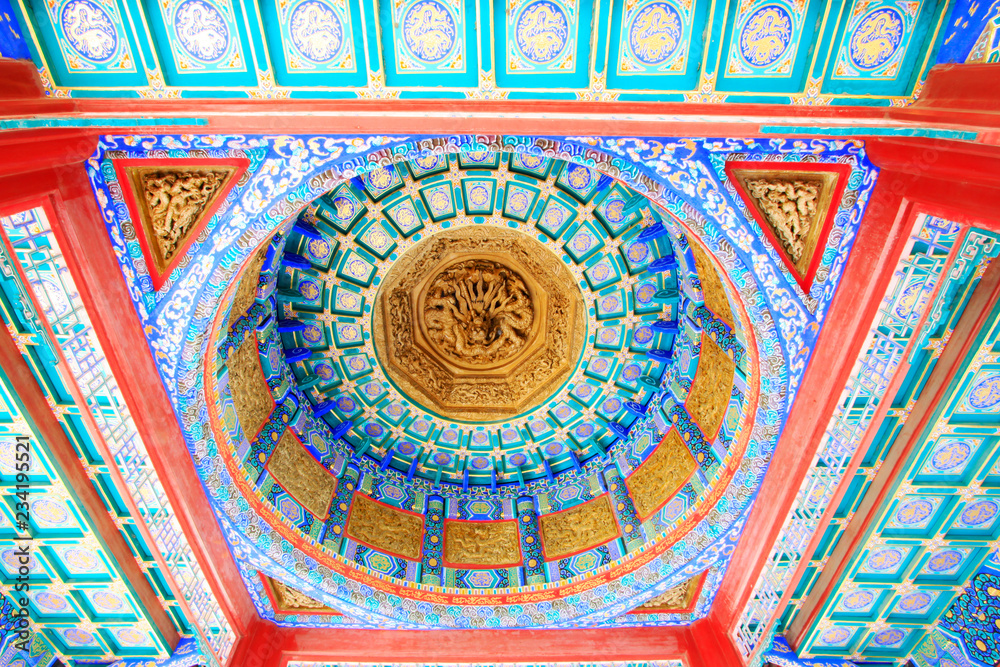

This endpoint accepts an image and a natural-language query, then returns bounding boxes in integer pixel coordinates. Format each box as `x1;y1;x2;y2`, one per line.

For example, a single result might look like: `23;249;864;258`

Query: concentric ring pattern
207;150;758;625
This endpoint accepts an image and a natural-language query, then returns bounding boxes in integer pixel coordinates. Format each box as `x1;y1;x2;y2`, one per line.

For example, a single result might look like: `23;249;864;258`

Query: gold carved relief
266;576;335;612
743;178;820;265
688;239;733;328
266;429;337;518
345;493;424;560
424;260;534;365
228;244;268;331
539;495;619;560
633;574;702;612
444;520;521;566
729;167;843;279
125;166;237;274
227;334;274;440
686;335;736;439
627;428;696;519
374;227;584;420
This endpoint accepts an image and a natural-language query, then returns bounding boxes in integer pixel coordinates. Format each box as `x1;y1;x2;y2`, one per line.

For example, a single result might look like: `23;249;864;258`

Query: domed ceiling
209;149;754;627
88;133;877;630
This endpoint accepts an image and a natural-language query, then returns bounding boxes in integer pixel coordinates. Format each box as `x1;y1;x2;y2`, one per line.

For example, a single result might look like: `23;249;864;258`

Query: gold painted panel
267;429;337;519
539;495;619;560
686;335;736;440
346;493;424;560
626;428;696;519
444;520;521;566
265;576;339;614
228;243;268;331
227;334;273;440
688;239;733;327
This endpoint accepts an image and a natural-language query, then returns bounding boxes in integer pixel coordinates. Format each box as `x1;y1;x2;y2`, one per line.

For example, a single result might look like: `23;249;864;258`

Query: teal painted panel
139;0;258;86
606;0;709;91
821;0;946;96
258;0;366;86
495;0;592;88
382;0;479;87
715;0;826;93
19;0;148;86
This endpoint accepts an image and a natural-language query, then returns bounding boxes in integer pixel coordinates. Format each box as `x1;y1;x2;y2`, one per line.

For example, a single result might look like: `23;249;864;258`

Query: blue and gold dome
207;148;758;627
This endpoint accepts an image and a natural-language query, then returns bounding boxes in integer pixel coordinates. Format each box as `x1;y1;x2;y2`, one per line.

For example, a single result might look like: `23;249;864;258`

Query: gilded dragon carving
744;177;821;264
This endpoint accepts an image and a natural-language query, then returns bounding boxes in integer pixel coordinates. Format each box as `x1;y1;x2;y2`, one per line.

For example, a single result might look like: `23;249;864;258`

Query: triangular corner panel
113;158;250;290
725;161;852;291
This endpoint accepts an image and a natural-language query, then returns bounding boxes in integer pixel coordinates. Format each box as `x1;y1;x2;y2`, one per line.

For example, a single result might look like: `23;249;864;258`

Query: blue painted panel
0;0;31;59
258;0;366;85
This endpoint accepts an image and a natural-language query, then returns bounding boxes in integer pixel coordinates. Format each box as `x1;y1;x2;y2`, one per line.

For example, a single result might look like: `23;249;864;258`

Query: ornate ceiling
3;0;998;102
77;132;876;635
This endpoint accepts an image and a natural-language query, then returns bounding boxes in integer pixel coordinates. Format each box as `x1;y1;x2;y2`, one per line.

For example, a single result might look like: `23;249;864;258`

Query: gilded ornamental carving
266;429;337;519
686;335;736;440
374;227;584;420
627;428;696;519
539;495;619;560
444;520;521;566
226;334;274;441
346;493;424;560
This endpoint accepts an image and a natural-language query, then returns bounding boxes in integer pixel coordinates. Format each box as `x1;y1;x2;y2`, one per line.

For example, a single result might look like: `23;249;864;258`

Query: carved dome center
422;259;536;366
374;226;585;421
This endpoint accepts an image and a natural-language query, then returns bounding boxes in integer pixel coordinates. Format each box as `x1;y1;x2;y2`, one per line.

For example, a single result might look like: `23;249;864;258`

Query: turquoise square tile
462;179;497;215
884;496;945;531
615;361;647;391
355;221;398;260
332;394;362;420
570;381;601;407
526;418;555;442
332;321;364;348
585;356;616;382
298;321;329;349
383;196;425;237
584;256;621;290
633;280;663;314
502;183;540;222
595;288;627;320
406;153;450;179
569;421;598;445
621;240;654;274
595;326;624;351
419;182;458;221
356;379;388;406
834;588;882;615
499;426;524;446
379;402;409;426
404;417;434;442
308;358;342;389
303;235;338;271
564;223;605;263
316;185;366;234
362;164;404;201
468;430;494;449
437;427;465;448
509;152;553;178
330;287;364;316
340;353;373;380
536;196;577;239
294;276;324;305
336;251;377;287
556;162;602;202
918;548;972;577
548;401;579;427
630;323;657;352
594;186;642;237
597;395;625;421
458;150;501;169
858;546;913;577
